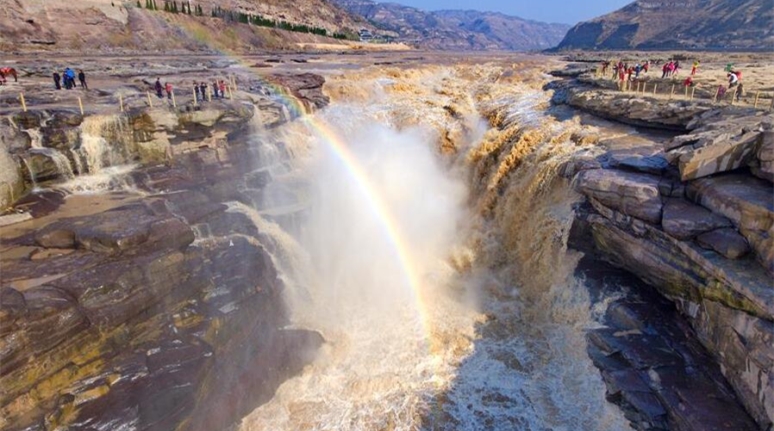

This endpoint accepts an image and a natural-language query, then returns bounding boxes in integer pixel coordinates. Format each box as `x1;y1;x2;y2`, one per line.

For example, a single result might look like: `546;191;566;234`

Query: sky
374;0;633;25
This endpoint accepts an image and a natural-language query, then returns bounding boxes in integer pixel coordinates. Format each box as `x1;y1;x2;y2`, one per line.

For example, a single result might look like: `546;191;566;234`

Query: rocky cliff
331;0;570;51
556;0;774;51
0;73;329;430
551;73;774;429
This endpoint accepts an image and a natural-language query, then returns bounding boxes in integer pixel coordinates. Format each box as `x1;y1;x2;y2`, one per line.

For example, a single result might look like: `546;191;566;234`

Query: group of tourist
52;68;88;90
193;79;229;102
602;57;746;103
152;78;230;103
601;60;652;82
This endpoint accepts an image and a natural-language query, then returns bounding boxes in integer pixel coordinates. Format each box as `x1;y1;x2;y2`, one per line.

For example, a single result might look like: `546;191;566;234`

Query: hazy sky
375;0;633;24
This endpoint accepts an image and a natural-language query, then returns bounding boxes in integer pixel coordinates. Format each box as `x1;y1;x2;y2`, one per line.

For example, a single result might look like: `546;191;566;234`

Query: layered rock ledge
557;71;774;430
0;73;328;430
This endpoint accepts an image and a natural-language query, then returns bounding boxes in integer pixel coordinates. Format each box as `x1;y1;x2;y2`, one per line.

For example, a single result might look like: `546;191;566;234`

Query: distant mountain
331;0;570;51
556;0;774;51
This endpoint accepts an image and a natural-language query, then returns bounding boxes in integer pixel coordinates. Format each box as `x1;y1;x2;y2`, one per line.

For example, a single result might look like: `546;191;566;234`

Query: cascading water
238;63;632;431
57;115;137;194
29;147;75;181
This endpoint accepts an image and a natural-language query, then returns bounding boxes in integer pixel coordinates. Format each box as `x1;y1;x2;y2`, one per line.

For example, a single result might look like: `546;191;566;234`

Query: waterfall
239;64;631;431
25;128;43;149
19;157;38;190
78;114;131;174
68;148;84;175
29;148;75;181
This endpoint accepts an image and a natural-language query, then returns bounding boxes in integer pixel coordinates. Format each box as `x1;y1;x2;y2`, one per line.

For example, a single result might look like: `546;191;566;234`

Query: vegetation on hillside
137;1;358;40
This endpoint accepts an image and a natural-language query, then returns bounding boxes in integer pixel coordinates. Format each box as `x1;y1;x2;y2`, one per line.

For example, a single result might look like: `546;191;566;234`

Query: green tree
137;0;141;7
153;0;158;10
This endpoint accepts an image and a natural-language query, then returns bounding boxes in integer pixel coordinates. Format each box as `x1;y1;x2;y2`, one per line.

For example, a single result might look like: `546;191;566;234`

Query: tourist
219;80;226;98
683;76;693;88
155;78;163;99
212;80;219;98
662;62;669;79
691;61;699;76
728;72;739;88
165;82;173;100
78;70;88;90
634;63;641;78
194;81;200;102
736;82;744;102
64;67;76;89
199;82;208;101
673;60;680;76
53;72;61;90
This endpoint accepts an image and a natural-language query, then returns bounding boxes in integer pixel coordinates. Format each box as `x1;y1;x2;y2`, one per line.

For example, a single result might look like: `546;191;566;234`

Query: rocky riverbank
554;68;773;430
0;72;328;430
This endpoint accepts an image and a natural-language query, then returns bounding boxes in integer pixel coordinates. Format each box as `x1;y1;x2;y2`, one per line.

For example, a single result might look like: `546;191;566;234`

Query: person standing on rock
691;61;699;76
154;78;163;99
78;70;88;90
165;82;173;101
212;80;219;99
193;81;200;103
219;80;226;98
199;82;208;101
53;71;61;90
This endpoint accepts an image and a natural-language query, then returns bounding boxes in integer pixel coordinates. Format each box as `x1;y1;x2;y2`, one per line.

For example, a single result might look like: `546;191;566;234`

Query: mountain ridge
556;0;774;51
332;0;570;51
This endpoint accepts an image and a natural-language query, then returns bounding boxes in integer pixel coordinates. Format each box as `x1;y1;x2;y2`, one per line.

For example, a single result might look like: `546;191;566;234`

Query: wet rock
608;152;669;175
661;198;732;240
696;228;751;259
0;147;26;209
586;278;761;431
25;150;70;184
35;228;77;249
575;169;663;224
270;73;330;112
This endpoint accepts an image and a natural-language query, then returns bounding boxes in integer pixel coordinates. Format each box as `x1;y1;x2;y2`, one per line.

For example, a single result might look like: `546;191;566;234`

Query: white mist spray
240;113;478;431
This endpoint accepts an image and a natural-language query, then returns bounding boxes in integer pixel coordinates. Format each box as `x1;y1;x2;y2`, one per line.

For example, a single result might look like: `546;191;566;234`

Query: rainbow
219;57;437;353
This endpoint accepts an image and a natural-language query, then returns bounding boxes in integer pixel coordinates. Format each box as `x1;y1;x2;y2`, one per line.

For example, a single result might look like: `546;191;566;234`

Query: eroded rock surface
561;70;774;430
0;74;328;431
